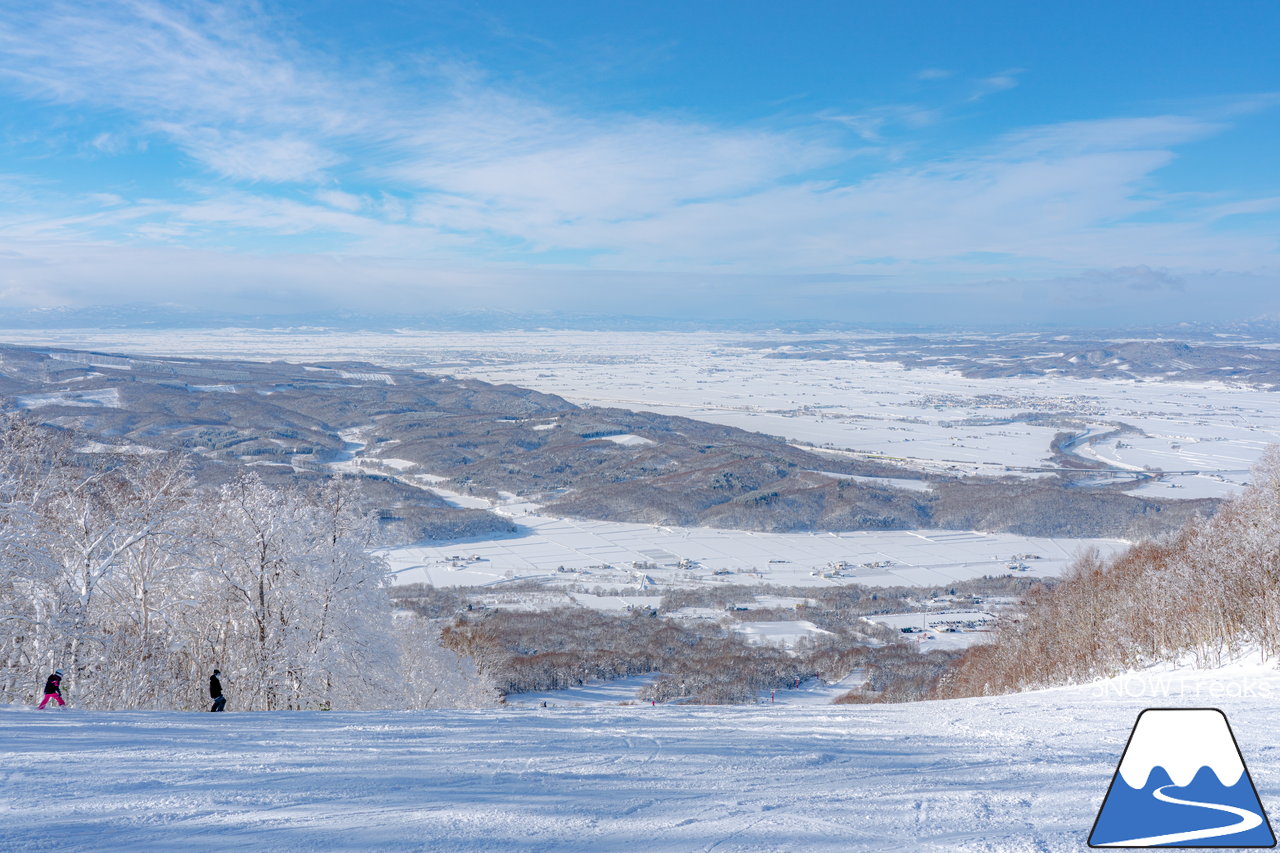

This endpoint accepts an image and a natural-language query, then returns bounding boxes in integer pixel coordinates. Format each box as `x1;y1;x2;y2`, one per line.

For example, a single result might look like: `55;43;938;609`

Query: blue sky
0;0;1277;325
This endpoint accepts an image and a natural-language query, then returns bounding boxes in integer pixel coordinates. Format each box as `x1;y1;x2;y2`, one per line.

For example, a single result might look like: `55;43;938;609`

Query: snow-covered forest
0;415;489;711
944;445;1280;696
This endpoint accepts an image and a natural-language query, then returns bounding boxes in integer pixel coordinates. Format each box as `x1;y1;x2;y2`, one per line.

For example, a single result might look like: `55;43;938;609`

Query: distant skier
209;669;226;712
37;669;65;709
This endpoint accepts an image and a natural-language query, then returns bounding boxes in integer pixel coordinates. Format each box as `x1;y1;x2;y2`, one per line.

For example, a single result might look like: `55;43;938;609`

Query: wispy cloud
0;0;363;175
0;1;1276;322
0;1;348;125
995;114;1224;157
314;189;365;212
969;68;1024;101
171;129;346;183
820;105;940;143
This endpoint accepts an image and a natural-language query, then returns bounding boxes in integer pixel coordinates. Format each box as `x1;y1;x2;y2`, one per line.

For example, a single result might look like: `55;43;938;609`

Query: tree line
442;604;898;705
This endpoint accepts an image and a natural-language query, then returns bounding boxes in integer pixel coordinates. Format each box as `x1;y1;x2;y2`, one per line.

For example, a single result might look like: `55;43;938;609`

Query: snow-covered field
733;619;834;649
9;328;1280;497
383;512;1122;590
412;332;1280;497
6;662;1280;852
375;480;1124;594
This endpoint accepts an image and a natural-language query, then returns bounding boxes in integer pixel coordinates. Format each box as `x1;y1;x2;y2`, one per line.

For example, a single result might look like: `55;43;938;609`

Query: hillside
0;343;1212;539
763;333;1280;386
942;446;1280;697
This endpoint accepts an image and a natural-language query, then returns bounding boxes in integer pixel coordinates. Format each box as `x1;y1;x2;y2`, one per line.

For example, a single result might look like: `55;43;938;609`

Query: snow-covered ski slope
5;663;1280;852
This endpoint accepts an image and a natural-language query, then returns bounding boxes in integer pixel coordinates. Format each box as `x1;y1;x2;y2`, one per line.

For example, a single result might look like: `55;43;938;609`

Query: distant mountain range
7;304;1280;339
0;305;875;333
763;335;1280;387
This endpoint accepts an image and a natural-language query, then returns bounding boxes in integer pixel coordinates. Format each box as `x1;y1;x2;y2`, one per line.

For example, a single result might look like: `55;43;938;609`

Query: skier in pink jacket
37;670;64;708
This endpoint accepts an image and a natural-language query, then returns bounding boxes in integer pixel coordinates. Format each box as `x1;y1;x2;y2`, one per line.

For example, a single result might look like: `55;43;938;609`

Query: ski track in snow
5;667;1280;852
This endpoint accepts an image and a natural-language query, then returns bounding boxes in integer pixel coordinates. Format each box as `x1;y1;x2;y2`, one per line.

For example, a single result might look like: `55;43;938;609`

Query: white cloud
0;1;352;129
821;105;940;142
995;115;1224;157
176;131;346;182
1205;197;1280;220
969;68;1024;101
89;132;129;155
397;119;836;244
314;189;364;212
0;0;366;181
0;2;1277;323
1;104;1275;310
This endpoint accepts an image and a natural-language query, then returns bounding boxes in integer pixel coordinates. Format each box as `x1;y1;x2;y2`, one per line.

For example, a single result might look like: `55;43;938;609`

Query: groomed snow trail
3;666;1279;852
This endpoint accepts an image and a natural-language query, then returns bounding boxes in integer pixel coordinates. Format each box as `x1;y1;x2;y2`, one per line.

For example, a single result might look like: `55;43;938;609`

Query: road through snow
3;663;1280;852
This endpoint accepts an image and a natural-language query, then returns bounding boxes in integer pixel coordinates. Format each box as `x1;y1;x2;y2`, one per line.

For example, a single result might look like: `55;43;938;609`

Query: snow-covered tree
196;473;399;710
0;418;429;712
395;614;497;709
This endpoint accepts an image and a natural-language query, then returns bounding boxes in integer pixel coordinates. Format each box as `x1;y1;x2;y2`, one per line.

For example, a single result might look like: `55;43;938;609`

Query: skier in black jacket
38;669;64;709
209;669;226;712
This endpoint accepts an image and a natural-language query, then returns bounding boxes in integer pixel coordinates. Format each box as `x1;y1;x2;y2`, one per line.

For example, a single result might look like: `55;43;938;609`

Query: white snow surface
6;663;1280;851
505;673;663;707
733;619;834;649
14;387;122;409
76;441;162;455
384;513;1122;589
504;671;867;709
594;433;656;447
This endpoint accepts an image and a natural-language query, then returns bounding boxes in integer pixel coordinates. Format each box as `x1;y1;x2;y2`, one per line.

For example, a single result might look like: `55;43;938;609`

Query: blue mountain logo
1090;708;1275;847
